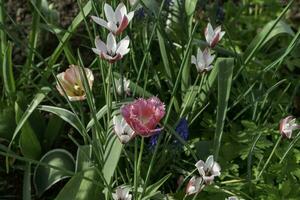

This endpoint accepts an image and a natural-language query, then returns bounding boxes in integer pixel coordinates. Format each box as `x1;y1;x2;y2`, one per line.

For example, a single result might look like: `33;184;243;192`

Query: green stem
180;74;200;118
256;136;282;180
164;22;199;125
279;132;300;163
134;139;139;198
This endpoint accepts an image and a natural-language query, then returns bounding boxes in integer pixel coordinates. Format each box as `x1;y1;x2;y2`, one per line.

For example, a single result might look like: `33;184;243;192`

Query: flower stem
180;74;200;118
256;135;282;180
279;131;300;163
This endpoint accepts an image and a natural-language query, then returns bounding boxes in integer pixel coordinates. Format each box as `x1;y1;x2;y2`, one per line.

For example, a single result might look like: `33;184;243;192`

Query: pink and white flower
92;33;130;63
279;116;300;139
191;47;215;73
91;3;134;35
113;115;135;144
121;97;165;137
185;176;203;195
56;65;94;101
204;22;225;48
195;155;221;185
112;186;132;200
115;78;131;96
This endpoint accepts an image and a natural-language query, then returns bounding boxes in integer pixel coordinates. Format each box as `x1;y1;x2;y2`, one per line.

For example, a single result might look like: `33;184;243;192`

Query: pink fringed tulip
279;116;300;139
204;22;225;48
91;3;134;35
121;97;165;137
56;65;94;101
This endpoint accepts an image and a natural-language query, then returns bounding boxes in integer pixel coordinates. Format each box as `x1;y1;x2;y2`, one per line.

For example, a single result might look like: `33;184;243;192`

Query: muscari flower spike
91;3;134;35
56;65;94;101
121;97;165;137
174;118;189;143
112;186;132;200
204;22;225;48
92;33;130;63
191;47;215;73
113;115;135;144
195;155;221;185
279;116;300;139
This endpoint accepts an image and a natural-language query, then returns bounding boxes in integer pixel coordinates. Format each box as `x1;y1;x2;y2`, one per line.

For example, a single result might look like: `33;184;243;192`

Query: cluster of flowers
54;2;241;199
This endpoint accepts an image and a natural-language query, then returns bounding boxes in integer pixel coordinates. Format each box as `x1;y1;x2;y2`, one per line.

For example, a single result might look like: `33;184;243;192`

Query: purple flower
149;132;160;149
174;118;189;144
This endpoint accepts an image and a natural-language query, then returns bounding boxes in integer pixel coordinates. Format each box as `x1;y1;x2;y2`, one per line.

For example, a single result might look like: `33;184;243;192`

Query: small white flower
91;3;134;35
191;48;215;73
195;155;221;185
115;78;131;96
279;116;299;139
92;33;130;63
204;22;225;48
112;186;132;200
113;115;135;144
185;176;203;196
128;0;138;6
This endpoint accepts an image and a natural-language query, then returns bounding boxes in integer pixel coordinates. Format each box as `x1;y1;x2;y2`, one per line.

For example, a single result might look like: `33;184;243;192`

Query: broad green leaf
39;105;83;134
76;145;92;173
9;87;50;154
33;149;75;197
55;167;101;200
141;0;159;15
2;42;16;96
102;136;123;184
213;58;234;160
0;106;16;141
185;0;197;16
43;115;64;150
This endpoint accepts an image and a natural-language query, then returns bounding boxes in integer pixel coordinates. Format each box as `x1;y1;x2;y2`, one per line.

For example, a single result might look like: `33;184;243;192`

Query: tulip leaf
2;42;16;97
55;167;101;200
142;173;171;200
243;20;294;63
75;145;92;173
0;105;16;141
102;135;123;184
39;105;83;134
213;58;234;160
48;1;92;67
9;87;50;156
33;149;75;197
185;0;197;16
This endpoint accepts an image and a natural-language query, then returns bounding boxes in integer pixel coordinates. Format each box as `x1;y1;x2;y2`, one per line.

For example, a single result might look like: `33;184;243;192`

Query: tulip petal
104;3;116;23
95;36;107;53
107;33;117;55
116;36;130;56
115;3;127;24
91;16;108;29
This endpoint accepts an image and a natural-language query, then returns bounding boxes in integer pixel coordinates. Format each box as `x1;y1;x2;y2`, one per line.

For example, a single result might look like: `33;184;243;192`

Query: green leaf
2;42;16;96
0;105;16;141
55;167;101;200
243;20;294;63
43;115;64;150
213;58;234;160
75;145;92;173
48;1;92;67
39;105;83;134
142;173;171;200
33;149;75;197
102;136;123;184
185;0;197;16
23;163;31;200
